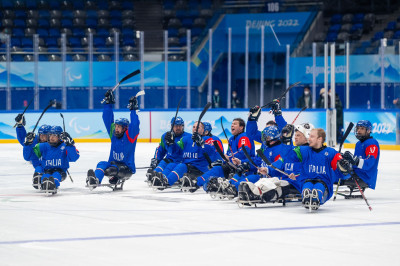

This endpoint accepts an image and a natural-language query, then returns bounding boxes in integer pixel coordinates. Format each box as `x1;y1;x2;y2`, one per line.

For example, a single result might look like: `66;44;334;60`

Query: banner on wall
344;111;397;145
289;54;400;84
1;110;397;145
0;111;150;140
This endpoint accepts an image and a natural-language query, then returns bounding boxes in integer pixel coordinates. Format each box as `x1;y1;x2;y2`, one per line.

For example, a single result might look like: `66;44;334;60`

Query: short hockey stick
32;100;54;133
261;81;301;109
192;102;211;147
13;97;35;128
170;96;184;133
256;149;290;177
241;144;260;170
101;69;141;103
213;140;237;170
60;113;74;183
220;117;235;157
333;122;354;201
352;172;372;211
291;106;307;124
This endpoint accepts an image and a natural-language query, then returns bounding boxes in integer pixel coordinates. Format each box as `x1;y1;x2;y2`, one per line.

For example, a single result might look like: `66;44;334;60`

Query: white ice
0;142;399;266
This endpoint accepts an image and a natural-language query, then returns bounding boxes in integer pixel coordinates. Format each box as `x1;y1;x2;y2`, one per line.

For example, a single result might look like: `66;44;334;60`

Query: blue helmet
203;122;212;134
49;125;63;135
355;120;372;141
261;126;280;145
38;124;51;135
115;118;129;129
171;116;184;126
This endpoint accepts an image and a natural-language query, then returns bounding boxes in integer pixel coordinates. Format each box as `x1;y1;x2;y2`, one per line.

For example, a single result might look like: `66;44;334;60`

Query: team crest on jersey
61;146;65;151
325;152;329;156
269;151;272;157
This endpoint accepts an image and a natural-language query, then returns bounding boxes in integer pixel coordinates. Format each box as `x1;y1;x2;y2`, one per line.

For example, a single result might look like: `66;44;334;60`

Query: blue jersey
18;126;42;168
16;125;27;146
287;145;344;200
353;137;380;189
176;135;216;173
227;132;255;163
246;121;262;144
204;135;224;161
103;104;140;173
154;131;190;163
24;142;80;172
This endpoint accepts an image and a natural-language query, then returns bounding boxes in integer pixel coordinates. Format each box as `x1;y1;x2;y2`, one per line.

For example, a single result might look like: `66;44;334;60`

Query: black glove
60;132;75;146
270;99;282;116
342;151;360;167
104;89;115;104
150;158;158;169
24;132;36;145
192;132;205;147
337;159;352;175
248;105;261;121
211;159;223;168
165;131;175;146
15;113;26;127
281;124;295;145
127;96;139;111
236;162;250;176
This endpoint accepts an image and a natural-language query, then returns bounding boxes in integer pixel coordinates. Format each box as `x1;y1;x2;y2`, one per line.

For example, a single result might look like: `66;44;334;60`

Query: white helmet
295;123;314;140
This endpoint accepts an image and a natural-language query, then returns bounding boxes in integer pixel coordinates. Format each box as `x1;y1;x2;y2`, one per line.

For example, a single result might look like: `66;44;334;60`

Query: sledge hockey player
23;125;80;194
151;121;216;191
285;128;351;211
146;116;190;185
15;113;52;188
203;122;224;160
86;90;140;190
196;118;255;197
238;122;314;206
341;120;380;194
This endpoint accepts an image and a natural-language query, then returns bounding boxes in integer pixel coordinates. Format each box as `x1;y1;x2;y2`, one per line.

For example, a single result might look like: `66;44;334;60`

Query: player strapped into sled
180;164;204;193
86;162;132;191
236;178;302;207
336;174;369;199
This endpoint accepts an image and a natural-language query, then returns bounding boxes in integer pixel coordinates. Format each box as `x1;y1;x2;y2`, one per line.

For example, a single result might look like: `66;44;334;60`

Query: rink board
0;109;398;145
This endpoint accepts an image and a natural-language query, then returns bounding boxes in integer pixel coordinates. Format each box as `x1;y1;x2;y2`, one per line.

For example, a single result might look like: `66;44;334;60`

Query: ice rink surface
0;142;399;266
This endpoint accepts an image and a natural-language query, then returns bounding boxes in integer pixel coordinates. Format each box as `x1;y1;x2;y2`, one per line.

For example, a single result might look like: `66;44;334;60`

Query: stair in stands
134;0;164;50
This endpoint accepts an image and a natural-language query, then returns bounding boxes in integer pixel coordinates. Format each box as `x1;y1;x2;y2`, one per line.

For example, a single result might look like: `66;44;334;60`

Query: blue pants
95;161;118;183
302;181;328;205
155;160;168;173
230;174;261;190
156;161;178;178
41;172;62;188
166;163;188;186
197;166;224;188
34;166;43;174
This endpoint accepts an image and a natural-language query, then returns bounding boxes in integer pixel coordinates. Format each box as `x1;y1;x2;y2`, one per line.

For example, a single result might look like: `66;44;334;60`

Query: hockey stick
213;140;237;170
333;122;354;201
13;97;35;128
291;106;307;124
60;113;74;183
260;81;301;109
256;149;290;177
220;117;235;157
170;96;184;133
241;144;260;170
101;69;141;103
32;100;54;133
352;172;372;211
192;102;212;147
